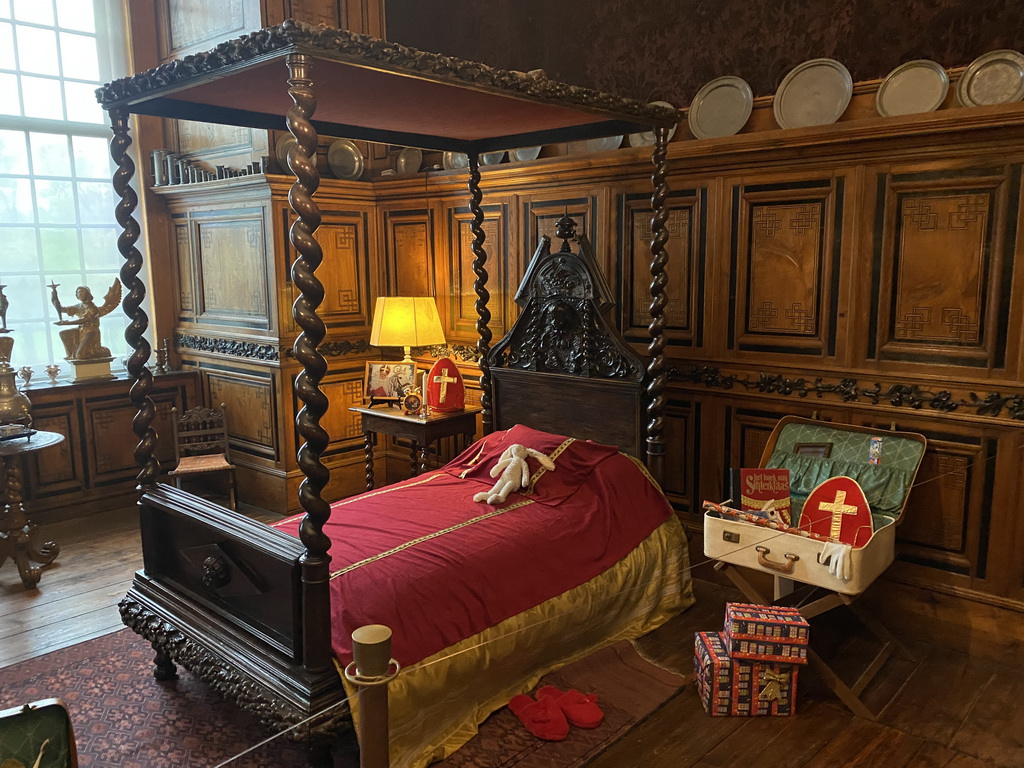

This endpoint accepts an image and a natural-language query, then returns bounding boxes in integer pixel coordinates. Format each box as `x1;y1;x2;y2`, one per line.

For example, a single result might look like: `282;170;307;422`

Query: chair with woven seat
168;403;236;509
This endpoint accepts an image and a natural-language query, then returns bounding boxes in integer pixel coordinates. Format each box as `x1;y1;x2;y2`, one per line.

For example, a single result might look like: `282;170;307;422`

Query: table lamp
369;296;446;362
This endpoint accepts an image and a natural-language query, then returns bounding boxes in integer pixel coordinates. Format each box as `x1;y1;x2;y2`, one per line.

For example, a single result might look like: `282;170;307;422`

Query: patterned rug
437;641;688;768
0;629;687;768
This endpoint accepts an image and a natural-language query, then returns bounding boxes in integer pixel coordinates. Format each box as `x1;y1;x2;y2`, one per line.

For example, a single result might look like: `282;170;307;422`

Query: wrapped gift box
694;631;799;716
724;602;810;664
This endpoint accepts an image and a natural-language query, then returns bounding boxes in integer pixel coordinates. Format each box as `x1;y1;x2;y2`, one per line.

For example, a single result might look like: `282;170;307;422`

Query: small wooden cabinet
23;371;198;521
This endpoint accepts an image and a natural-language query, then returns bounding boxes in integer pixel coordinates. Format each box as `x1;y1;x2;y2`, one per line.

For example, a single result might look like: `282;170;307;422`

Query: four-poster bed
97;19;684;766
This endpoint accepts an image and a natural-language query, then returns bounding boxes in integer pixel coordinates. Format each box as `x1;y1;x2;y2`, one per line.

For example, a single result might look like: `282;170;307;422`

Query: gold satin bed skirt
342;514;695;768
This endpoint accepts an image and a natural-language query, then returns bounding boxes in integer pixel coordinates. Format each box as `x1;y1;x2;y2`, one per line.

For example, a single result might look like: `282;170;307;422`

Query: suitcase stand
713;561;913;721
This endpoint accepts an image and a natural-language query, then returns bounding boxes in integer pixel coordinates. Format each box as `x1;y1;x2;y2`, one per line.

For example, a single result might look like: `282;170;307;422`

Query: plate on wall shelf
628;101;679;146
876;59;949;117
956;49;1024;107
481;150;505;165
567;135;623;154
327;139;364;179
396;146;422;175
274;133;297;171
773;58;853;129
687;76;753;139
442;151;470;170
510;146;542;162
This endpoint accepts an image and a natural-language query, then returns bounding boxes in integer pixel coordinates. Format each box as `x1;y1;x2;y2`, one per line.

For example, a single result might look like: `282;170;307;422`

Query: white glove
820;540;852;582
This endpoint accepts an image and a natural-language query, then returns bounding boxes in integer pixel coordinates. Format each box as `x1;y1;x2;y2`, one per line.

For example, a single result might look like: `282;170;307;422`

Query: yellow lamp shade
369;296;446;361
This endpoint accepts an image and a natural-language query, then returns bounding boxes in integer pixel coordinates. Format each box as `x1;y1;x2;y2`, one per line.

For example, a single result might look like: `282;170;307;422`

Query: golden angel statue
50;279;122;361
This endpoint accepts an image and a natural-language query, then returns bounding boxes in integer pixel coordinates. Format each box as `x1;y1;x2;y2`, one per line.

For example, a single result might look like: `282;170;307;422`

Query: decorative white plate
511;146;542;162
773;58;853;129
687;76;753;139
567;135;623;154
956;49;1024;107
327;139;364;180
481;150;505;165
876;60;949;117
396;146;422;175
442;151;470;170
628;101;678;146
274;133;296;170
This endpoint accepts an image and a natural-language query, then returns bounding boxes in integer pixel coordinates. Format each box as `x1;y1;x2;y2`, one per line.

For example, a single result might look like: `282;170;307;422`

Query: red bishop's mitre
426;357;465;412
799;475;874;547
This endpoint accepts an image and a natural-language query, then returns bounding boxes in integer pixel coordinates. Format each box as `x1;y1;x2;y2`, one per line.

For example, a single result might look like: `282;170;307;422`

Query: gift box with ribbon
694;631;800;716
724;602;810;664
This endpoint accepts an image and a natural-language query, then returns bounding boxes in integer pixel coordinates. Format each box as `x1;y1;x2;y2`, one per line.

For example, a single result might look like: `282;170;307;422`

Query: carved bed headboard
488;213;647;458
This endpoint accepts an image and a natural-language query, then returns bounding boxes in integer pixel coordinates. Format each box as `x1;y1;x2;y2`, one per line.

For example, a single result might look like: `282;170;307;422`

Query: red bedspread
273;425;673;667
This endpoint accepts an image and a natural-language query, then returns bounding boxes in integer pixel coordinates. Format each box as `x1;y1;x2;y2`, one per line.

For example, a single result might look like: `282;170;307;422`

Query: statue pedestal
67;356;115;382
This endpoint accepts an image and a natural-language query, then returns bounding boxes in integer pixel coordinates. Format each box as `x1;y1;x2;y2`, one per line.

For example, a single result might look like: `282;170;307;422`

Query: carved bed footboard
119;485;348;740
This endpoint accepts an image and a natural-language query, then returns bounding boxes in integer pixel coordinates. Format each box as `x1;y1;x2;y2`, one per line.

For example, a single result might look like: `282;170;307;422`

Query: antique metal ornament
48;279;122;380
0;361;32;427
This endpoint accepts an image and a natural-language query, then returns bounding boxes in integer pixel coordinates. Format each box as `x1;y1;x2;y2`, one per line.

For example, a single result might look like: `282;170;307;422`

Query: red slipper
537;685;604;729
508;693;569;741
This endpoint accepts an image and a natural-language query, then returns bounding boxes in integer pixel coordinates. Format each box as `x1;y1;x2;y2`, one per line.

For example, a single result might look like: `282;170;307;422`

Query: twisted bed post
646;126;671;487
110;108;158;491
468;153;492;434
286;53;332;675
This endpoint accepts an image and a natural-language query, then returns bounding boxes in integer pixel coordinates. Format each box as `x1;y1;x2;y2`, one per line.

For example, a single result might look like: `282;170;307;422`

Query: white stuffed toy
473;443;555;505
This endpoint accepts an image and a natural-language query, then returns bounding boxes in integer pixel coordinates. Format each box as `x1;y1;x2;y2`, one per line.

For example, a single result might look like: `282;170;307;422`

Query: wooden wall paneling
173;217;196;322
192;206;274;329
442;200;508;343
850;413;1014;598
728;175;846;359
279;203;376;334
381;204;435;297
155;0;267;167
85;389;180;487
662;395;700;525
202;365;279;462
197;361;286;511
25;399;82;499
867;161;1022;374
617;185;708;349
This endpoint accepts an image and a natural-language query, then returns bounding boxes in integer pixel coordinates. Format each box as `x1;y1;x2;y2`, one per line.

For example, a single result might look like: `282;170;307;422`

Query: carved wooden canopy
95;20;679;153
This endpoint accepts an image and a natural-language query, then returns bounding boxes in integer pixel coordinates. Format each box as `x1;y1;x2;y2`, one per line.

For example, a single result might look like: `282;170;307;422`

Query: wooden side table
349;406;481;491
1;430;64;589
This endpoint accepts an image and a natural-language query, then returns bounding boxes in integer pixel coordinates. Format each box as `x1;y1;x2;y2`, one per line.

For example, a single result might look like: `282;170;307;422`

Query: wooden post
468;153;493;434
348;624;396;768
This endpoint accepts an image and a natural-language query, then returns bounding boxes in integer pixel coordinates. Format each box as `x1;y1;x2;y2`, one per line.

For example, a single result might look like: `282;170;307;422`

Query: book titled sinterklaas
730;468;791;526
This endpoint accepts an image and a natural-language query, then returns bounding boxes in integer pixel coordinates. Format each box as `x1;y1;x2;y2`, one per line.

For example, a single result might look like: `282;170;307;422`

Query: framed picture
793;442;832;458
363;361;416;403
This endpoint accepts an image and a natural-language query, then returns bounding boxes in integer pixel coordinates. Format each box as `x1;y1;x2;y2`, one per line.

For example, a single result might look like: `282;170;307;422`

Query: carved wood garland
646;126;671;486
285;54;332;675
490;214;644;381
468;153;493;434
110;109;157;489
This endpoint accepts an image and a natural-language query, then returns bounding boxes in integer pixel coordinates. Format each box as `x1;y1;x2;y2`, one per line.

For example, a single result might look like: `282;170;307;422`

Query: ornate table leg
1;455;60;589
418;442;429;475
364;430;375;491
410;441;419;476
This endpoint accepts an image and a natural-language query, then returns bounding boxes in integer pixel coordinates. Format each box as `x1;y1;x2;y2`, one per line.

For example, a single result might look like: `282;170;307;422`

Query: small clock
402;388;423;416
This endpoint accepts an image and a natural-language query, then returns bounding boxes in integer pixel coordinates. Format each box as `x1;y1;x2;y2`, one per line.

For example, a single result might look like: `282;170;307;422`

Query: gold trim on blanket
624;453;664;494
528;437;575;491
330;498;536;579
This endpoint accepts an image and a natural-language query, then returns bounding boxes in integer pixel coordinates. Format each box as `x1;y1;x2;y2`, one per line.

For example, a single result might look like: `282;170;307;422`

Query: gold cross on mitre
818;489;859;539
433;371;458;402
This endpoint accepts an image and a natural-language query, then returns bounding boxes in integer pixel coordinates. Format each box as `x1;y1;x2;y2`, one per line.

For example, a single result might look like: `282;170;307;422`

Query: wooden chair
168;403;236;509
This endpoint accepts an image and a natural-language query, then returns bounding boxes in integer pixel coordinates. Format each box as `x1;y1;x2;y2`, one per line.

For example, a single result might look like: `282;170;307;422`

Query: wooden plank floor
2;508;1022;767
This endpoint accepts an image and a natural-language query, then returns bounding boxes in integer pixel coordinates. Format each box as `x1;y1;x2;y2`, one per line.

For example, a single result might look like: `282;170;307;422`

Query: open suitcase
704;416;927;596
